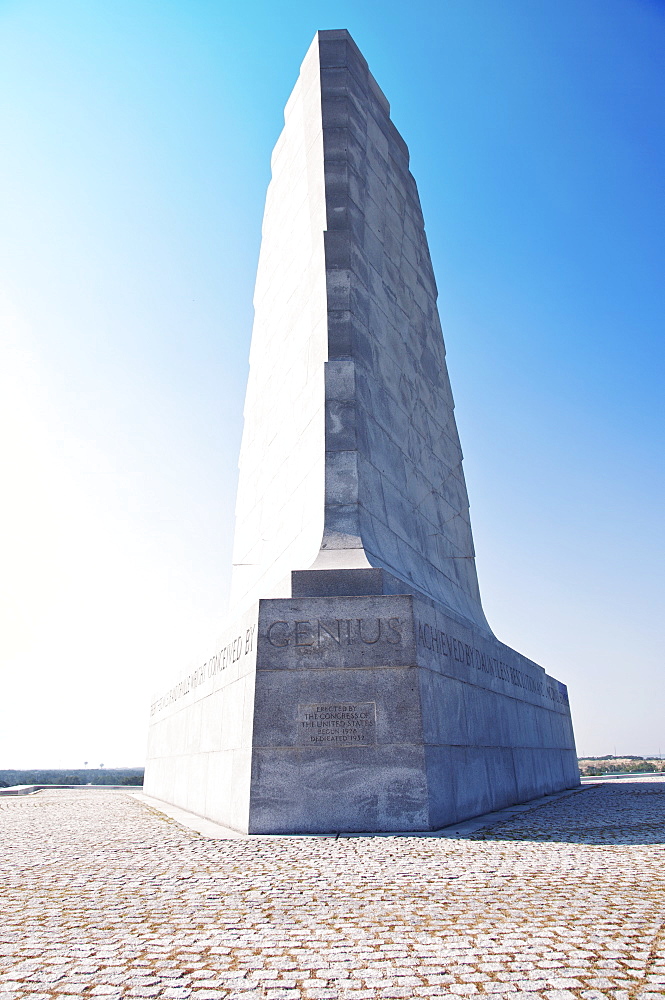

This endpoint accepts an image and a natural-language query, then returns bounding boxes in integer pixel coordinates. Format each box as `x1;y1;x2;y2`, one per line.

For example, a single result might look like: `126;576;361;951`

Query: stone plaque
297;702;376;747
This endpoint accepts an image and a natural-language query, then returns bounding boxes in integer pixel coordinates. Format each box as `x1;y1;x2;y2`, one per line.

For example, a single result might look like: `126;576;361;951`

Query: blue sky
0;0;663;765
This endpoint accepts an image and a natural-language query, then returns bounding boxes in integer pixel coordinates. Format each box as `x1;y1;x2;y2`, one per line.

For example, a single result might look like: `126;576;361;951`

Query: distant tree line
581;755;662;762
578;758;665;777
0;769;144;788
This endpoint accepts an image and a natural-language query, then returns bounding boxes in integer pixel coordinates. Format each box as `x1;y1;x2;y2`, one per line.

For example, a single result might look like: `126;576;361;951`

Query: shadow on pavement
474;780;665;846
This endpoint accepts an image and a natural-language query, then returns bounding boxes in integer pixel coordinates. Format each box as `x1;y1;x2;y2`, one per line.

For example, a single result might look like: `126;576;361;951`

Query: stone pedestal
146;570;578;834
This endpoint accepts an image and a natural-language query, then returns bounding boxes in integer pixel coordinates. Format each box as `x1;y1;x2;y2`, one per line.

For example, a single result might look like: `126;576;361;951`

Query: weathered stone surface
248;592;577;833
143;29;579;833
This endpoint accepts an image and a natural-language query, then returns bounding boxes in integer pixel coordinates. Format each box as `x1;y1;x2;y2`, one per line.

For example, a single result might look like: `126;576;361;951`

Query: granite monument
144;29;579;833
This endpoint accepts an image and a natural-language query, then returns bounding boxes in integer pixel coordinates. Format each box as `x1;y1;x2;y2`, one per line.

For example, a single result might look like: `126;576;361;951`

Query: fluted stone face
231;30;487;630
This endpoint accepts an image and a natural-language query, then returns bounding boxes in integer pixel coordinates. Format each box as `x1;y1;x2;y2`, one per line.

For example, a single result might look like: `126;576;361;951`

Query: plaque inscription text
297;702;376;746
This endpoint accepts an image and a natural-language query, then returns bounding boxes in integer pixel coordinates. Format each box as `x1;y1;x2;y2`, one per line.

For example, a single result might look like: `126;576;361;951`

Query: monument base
144;570;579;834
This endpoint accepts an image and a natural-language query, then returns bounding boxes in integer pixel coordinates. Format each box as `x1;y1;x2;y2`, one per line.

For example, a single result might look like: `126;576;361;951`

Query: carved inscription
150;624;257;716
416;619;569;707
267;617;402;648
297;702;377;746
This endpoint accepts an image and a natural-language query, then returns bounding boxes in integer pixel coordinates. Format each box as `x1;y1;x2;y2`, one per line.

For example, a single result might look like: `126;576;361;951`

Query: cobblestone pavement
1;779;664;1000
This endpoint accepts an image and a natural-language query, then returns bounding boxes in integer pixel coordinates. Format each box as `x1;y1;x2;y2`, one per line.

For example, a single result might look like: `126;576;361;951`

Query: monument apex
144;30;579;834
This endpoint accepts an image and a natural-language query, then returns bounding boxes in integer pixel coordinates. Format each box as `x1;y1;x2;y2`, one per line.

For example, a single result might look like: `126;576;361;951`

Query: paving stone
0;782;664;1000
